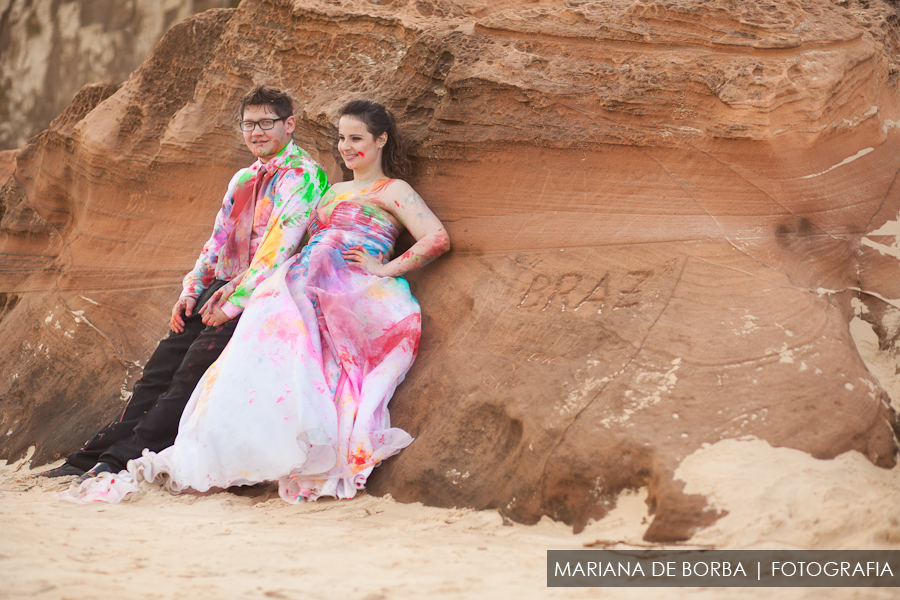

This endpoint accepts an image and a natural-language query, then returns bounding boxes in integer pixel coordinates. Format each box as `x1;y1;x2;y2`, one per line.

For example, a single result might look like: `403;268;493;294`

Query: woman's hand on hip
343;246;387;276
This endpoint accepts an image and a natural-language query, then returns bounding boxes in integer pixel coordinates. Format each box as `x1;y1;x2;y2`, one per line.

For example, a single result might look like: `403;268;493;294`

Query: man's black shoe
75;462;114;484
36;463;86;478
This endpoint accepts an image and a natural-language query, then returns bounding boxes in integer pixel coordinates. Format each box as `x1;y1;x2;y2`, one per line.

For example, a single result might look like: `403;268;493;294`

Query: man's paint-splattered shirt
180;141;329;318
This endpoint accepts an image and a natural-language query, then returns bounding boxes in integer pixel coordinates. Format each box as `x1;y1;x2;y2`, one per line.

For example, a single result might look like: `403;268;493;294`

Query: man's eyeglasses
239;118;284;132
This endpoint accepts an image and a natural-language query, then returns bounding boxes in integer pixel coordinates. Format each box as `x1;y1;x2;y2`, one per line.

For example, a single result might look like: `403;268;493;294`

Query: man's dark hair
239;85;294;120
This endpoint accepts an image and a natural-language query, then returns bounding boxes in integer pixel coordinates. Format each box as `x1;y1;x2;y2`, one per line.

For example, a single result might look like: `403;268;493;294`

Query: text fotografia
554;560;892;579
546;550;900;588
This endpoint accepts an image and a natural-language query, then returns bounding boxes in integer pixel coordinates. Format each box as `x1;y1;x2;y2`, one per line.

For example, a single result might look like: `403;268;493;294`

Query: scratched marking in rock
481;373;523;390
517;272;612;313
616;270;653;309
517;268;661;314
517;274;552;310
494;344;559;365
662;258;678;274
573;273;609;313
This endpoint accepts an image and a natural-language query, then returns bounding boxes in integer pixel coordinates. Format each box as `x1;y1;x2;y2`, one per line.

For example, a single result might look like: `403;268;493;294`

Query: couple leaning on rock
40;85;451;504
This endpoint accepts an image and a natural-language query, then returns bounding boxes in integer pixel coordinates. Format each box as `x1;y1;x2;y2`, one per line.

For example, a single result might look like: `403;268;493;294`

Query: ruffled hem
58;470;140;504
57;426;412;505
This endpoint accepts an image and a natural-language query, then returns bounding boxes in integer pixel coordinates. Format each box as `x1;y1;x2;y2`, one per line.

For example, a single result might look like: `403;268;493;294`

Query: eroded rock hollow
2;0;899;541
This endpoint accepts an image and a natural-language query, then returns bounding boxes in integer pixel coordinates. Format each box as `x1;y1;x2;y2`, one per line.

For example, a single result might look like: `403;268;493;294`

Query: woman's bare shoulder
385;179;423;203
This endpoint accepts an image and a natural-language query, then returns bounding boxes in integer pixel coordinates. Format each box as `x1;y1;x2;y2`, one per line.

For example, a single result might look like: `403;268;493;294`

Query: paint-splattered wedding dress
67;180;418;503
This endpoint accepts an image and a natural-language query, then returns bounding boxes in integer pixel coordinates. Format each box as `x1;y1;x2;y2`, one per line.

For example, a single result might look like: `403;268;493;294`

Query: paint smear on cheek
358;151;365;158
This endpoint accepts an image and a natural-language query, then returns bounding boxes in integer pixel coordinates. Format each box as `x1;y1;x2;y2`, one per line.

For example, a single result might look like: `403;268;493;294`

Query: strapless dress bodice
307;201;399;258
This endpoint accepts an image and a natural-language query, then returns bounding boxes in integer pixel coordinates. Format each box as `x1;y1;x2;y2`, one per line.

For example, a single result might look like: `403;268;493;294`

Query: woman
65;100;450;504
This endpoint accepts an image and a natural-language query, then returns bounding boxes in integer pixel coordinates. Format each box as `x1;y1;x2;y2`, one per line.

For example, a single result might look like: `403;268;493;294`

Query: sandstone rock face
0;0;236;150
2;0;899;542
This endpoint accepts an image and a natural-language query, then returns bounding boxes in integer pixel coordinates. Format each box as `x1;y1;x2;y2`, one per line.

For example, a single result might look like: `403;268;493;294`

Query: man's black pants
67;281;237;472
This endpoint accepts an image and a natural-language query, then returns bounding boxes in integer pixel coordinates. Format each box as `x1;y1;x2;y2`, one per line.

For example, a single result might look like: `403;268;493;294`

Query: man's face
241;105;295;163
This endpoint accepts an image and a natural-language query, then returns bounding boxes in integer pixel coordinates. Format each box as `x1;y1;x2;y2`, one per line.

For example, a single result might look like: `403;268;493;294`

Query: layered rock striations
1;0;899;541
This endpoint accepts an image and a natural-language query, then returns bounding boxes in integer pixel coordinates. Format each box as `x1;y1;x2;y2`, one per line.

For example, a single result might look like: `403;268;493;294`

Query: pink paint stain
276;396;285;403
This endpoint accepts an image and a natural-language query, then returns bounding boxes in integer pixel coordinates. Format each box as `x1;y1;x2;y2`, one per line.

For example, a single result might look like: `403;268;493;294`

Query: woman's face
338;115;387;172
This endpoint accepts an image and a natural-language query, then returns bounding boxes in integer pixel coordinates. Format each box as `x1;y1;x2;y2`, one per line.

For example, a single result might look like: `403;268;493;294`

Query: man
39;85;329;481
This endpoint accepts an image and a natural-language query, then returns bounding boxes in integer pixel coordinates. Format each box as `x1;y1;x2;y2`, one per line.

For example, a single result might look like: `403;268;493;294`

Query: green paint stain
236;169;255;186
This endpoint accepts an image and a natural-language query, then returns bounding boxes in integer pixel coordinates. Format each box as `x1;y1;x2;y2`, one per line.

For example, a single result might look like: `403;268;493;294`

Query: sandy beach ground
3;281;897;600
3;439;899;600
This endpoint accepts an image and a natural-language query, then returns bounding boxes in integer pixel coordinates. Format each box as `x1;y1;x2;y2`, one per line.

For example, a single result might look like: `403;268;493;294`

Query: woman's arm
343;181;450;277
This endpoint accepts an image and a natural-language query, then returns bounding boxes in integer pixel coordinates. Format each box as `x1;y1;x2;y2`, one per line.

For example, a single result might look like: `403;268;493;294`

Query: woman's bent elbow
438;230;451;255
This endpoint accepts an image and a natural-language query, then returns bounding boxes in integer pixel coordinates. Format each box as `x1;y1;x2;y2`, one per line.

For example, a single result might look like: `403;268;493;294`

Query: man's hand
201;305;231;327
170;297;197;333
199;283;236;319
199;283;236;327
